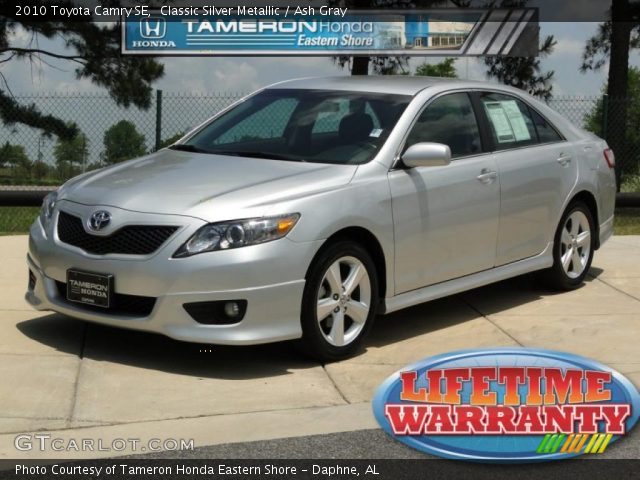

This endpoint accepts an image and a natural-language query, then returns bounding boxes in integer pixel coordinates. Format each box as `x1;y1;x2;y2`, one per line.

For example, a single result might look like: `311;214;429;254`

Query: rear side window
479;92;538;149
406;92;482;159
530;109;563;143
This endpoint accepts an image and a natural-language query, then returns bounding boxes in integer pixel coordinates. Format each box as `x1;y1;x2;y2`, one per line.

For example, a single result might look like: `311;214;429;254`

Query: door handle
557;155;572;166
477;169;498;184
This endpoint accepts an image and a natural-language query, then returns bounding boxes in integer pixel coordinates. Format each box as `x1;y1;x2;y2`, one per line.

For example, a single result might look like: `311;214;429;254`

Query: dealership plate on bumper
66;269;113;308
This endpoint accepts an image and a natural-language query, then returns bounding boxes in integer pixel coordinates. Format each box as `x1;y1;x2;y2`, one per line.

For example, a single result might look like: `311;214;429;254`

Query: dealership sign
122;9;538;56
372;348;640;462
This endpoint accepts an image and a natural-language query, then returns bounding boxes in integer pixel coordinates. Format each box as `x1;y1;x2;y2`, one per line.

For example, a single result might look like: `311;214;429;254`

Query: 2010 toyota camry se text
25;76;617;361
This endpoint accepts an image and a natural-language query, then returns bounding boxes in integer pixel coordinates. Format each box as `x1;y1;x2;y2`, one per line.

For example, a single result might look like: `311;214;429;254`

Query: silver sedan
26;76;616;360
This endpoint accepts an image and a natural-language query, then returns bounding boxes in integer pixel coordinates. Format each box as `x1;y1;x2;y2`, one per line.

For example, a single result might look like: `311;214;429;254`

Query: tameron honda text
373;348;640;462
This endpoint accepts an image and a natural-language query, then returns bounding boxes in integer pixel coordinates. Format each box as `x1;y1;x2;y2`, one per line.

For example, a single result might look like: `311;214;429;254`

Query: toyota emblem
88;210;111;231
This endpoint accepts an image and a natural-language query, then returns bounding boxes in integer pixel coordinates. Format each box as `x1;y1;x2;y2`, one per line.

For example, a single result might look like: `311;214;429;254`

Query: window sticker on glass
501;100;531;142
369;128;383;138
485;102;515;143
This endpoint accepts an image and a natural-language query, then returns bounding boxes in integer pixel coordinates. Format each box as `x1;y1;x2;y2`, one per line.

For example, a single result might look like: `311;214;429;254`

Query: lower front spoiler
26;255;305;346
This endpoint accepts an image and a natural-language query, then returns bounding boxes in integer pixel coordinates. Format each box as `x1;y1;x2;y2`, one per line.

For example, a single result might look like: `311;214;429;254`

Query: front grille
57;211;178;255
56;281;156;317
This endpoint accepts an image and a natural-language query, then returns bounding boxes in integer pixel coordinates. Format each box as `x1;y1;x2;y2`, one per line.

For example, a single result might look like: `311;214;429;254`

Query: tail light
603;148;615;168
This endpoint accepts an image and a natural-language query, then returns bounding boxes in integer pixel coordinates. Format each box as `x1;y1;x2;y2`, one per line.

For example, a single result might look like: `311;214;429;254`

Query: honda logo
140;17;166;39
88;211;111;232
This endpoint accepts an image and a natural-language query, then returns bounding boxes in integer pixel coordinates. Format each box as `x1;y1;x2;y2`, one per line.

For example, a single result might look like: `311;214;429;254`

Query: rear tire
540;201;595;290
298;241;379;362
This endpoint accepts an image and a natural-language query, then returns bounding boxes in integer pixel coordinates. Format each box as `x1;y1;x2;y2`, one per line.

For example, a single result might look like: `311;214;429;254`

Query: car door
388;92;500;294
476;92;578;266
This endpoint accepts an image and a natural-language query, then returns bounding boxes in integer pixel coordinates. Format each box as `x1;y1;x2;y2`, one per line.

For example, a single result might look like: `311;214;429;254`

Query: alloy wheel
560;210;591;279
316;256;372;347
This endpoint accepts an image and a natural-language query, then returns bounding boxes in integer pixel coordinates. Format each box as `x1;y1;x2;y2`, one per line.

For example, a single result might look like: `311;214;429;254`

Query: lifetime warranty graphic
122;9;538;56
372;348;640;462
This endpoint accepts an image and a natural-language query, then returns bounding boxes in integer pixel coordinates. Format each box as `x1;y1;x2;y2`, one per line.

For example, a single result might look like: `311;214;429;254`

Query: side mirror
401;142;452;168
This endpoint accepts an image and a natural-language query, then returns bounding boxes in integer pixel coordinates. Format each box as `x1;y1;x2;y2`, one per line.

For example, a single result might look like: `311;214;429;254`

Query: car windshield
174;89;411;165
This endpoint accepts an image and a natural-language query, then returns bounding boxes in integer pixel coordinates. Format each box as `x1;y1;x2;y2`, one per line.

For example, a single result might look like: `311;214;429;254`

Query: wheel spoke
317;298;338;322
329;311;345;346
561;228;572;246
576;231;590;248
343;263;366;295
572;248;583;272
325;262;342;294
562;247;573;272
346;300;369;324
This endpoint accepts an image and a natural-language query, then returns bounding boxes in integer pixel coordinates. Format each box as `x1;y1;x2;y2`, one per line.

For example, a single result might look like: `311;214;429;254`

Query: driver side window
406;93;482;159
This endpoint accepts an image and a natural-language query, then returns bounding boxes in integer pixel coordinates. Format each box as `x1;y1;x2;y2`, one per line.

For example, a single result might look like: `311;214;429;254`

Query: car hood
59;149;358;221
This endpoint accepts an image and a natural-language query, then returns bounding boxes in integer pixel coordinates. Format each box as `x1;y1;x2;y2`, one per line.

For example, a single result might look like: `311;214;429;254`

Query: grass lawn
614;208;640;235
1;206;640;236
0;207;39;236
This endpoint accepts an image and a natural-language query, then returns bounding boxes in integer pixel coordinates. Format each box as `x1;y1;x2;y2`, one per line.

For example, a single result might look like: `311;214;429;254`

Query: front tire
541;201;595;290
298;241;379;362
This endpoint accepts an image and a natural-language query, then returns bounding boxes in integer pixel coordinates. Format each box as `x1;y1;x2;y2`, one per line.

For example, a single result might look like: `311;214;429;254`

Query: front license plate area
66;270;113;308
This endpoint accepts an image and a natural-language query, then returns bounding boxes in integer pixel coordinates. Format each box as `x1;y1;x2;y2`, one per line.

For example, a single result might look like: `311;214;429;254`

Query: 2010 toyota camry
26;76;616;360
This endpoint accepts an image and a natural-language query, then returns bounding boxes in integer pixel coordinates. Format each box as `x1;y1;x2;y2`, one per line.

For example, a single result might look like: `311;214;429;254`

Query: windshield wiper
211;150;307;162
169;144;213;154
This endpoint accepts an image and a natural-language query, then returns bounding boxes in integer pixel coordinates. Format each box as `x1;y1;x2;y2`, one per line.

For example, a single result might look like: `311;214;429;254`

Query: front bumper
26;204;322;345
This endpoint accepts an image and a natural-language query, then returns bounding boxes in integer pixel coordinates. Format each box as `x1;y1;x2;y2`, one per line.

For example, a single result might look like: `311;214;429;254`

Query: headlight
173;213;300;258
39;191;58;233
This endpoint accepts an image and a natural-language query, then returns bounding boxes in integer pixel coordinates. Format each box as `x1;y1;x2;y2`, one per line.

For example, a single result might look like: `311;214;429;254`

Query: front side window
405;92;482;159
178;89;411;165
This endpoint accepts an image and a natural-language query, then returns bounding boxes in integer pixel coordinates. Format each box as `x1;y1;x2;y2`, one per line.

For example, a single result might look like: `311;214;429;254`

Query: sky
3;22;640;97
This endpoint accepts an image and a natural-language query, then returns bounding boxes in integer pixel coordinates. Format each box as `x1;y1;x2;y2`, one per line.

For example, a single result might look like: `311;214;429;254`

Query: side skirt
382;243;554;315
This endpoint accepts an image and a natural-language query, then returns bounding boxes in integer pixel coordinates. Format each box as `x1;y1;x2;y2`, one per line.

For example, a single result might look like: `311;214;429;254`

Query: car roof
267;75;512;96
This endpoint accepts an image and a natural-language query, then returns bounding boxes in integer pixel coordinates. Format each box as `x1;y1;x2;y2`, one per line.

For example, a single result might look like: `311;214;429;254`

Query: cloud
553;38;585;57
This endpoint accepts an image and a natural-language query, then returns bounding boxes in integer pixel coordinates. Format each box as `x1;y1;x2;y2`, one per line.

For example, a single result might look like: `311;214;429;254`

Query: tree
581;1;640;189
31;160;51;182
414;58;458;77
585;67;640;179
483;36;557;101
102;120;147;164
85;161;104;172
0;142;31;179
53;131;89;180
1;3;164;139
159;131;186;149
